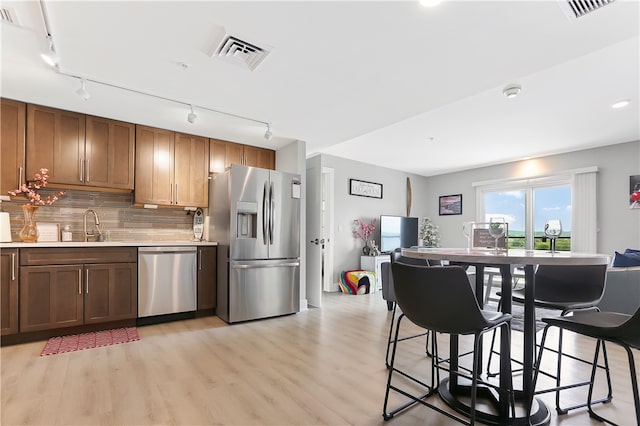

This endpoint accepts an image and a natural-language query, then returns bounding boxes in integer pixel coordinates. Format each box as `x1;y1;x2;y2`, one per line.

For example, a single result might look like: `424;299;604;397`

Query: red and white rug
40;327;140;356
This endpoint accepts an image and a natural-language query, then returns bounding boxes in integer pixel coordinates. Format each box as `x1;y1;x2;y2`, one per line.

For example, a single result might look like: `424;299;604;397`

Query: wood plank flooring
2;291;638;425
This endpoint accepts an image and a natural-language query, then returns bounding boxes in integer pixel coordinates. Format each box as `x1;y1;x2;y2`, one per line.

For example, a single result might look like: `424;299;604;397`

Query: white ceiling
1;1;638;177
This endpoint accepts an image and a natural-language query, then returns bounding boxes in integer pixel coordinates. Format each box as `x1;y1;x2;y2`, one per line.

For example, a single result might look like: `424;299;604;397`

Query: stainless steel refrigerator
209;165;301;323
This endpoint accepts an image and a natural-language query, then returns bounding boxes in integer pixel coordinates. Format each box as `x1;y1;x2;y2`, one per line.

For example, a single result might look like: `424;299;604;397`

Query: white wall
310;154;431;286
424;140;640;256
276;140;308;307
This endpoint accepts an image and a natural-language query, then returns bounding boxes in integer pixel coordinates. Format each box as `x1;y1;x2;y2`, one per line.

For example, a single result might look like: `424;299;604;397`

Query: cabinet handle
18;166;23;188
78;269;82;295
175;184;178;204
86;158;90;183
198;250;202;271
11;252;16;281
170;183;173;204
79;158;84;182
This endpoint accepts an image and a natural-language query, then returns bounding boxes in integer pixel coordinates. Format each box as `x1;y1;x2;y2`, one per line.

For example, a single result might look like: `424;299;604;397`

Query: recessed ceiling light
503;84;522;99
611;100;630;109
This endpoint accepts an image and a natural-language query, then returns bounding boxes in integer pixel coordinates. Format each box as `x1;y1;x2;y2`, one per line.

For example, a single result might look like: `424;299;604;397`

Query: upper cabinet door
209;138;274;173
135;125;174;206
26;104;85;185
0;99;26;196
174;133;209;207
244;146;275;170
85;116;135;190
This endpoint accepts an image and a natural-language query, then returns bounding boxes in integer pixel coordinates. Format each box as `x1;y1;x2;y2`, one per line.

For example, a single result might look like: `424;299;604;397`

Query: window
474;167;598;253
478;179;572;251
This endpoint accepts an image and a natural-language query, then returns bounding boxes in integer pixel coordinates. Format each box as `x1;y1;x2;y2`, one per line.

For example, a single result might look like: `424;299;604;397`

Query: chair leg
385;303;397;368
553;329;613;414
587;341;640;426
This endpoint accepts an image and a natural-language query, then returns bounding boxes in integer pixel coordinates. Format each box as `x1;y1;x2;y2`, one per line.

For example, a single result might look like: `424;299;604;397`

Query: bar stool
383;263;515;425
530;306;640;425
486;263;612;414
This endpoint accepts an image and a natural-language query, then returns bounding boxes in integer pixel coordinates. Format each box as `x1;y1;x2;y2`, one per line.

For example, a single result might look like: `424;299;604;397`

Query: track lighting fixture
264;123;273;140
40;35;59;68
76;78;90;101
187;105;197;123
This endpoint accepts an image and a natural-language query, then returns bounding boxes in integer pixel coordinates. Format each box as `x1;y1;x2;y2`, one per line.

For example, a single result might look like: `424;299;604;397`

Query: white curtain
571;171;597;253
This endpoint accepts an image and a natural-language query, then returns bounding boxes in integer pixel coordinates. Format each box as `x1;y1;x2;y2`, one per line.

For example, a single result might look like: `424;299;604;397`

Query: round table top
401;247;611;266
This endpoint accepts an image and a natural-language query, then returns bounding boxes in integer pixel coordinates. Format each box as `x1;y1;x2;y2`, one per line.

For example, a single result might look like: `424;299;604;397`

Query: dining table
401;247;610;426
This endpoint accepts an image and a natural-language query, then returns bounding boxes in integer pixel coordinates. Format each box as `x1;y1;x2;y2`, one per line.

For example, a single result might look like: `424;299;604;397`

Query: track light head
76;78;90;101
264;123;272;140
187;105;197;124
41;35;59;69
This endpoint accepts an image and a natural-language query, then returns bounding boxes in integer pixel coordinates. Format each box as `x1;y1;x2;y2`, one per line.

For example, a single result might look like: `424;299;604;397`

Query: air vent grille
210;34;271;71
0;7;18;25
562;0;615;19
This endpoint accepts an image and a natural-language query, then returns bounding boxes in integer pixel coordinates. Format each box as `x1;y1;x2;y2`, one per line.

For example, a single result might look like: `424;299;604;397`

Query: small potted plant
419;217;440;247
353;218;376;255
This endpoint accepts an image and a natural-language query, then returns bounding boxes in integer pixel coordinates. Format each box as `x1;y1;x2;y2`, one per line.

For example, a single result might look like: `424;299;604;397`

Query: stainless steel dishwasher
138;246;197;317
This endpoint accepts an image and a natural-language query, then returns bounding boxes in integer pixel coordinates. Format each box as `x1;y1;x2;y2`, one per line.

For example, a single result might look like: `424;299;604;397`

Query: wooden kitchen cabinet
26;104;86;185
85;115;135;189
20;264;84;332
19;247;137;333
84;262;137;324
1;249;19;335
243;145;275;170
209;138;275;173
135;126;209;207
1;99;26;197
174;133;209;207
197;246;217;312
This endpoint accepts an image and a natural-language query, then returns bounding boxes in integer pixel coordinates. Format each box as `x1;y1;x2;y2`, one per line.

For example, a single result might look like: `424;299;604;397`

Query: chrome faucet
83;209;104;242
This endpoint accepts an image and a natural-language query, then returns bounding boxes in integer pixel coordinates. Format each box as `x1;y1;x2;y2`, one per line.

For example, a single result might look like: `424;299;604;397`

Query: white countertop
0;240;218;249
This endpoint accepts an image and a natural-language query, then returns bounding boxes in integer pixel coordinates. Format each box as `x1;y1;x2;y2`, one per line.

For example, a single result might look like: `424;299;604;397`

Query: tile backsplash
1;188;198;242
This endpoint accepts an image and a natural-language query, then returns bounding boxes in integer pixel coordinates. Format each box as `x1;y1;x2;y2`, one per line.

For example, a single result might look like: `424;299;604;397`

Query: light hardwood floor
2;292;638;425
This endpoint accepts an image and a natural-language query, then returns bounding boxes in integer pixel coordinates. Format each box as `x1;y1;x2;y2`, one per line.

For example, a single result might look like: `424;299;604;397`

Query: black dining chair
383;263;515;425
530;306;640;425
486;263;612;414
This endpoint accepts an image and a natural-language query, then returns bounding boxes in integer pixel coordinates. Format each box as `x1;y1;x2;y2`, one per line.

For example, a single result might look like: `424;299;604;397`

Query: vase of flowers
353;218;376;255
419;217;440;247
8;168;65;243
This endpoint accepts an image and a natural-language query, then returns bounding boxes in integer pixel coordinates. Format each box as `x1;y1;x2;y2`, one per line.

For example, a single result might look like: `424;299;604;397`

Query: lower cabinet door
84;263;137;324
20;265;84;332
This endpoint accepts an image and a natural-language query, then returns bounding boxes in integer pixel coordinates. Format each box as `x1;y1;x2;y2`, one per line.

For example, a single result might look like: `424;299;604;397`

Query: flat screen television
379;215;418;253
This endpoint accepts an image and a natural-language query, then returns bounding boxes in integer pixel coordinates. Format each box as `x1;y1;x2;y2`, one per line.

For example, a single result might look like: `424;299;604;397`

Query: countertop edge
0;241;218;248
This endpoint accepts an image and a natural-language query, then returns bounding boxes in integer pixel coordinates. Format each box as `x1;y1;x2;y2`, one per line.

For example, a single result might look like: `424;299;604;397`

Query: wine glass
462;221;474;251
544;219;562;253
488;217;506;253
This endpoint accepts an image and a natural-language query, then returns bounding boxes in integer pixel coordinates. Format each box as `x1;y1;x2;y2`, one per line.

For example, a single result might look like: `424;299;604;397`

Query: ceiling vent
558;0;615;20
209;32;271;71
0;7;19;26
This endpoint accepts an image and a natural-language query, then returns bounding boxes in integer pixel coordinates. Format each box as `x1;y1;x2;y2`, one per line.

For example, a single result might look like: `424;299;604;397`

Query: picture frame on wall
439;194;462;216
631;175;640;209
349;179;383;199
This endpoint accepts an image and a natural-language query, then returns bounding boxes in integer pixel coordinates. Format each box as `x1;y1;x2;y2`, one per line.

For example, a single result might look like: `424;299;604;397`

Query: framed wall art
631;175;640;209
439;194;462;216
349;179;383;199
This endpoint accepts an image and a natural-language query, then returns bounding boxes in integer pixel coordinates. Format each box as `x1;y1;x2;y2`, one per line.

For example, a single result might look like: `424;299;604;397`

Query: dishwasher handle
138;246;198;254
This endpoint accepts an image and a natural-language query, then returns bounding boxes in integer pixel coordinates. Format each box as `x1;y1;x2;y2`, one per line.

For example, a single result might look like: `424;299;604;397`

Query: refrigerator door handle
232;261;300;269
262;181;268;245
269;182;274;245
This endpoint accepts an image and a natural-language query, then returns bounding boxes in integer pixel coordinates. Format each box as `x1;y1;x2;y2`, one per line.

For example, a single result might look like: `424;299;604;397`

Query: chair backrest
533;264;608;305
391;263;489;335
